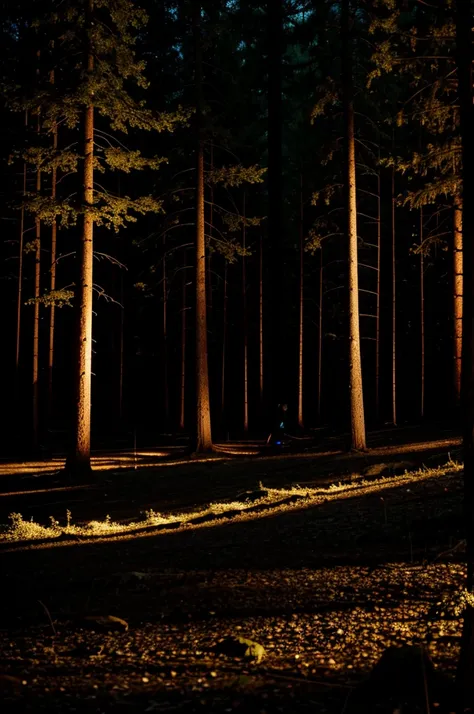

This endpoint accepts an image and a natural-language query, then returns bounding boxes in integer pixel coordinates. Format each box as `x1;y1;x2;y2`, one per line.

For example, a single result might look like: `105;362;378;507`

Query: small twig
431;539;466;563
38;600;57;636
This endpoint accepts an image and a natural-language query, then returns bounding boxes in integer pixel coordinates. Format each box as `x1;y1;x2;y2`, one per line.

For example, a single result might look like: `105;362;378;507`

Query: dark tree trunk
242;193;249;433
297;173;304;429
420;207;425;419
179;250;187;431
267;0;284;410
391;166;397;426
456;0;474;706
162;234;169;425
15;110;27;406
317;244;323;424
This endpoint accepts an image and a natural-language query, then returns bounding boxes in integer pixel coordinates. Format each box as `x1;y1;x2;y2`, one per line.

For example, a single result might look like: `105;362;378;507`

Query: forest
1;0;474;712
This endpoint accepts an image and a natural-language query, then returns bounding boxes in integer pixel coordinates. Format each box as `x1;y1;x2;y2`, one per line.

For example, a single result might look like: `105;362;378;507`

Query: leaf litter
0;457;468;712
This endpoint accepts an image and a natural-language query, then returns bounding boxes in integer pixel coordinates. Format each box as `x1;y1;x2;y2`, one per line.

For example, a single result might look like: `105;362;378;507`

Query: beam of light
0;459;461;552
0;437;460;476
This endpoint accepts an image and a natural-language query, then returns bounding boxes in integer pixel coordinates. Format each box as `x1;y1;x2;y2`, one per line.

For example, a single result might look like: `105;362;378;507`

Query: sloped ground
0;436;468;713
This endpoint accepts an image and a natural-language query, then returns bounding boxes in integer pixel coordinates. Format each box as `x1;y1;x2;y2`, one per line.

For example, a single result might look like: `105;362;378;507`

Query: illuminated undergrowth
1;460;462;544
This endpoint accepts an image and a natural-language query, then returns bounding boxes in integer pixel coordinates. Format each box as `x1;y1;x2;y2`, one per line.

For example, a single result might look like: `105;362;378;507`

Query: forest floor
0;426;469;713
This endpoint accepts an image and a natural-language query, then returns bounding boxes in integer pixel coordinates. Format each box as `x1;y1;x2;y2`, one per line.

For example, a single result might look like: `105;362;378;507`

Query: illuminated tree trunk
454;195;463;408
48;107;58;421
32;126;41;451
297;173;304;429
456;0;474;704
179;250;187;431
208;144;213;310
342;0;366;451
15;110;27;400
194;3;212;452
67;0;94;475
391;166;397;426
317;245;323;423
420;207;425;419
242;193;249;433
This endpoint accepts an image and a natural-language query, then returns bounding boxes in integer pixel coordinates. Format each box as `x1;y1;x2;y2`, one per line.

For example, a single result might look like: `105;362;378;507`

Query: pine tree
9;0;187;474
342;0;366;450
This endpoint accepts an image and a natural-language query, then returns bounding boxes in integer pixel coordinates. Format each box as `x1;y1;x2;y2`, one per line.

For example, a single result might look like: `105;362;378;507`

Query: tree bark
375;167;381;421
267;0;284;410
48;106;58;422
162;234;169;424
391;166;397;426
454;195;463;408
32;120;41;452
342;0;366;451
179;249;187;431
259;232;264;411
221;260;228;423
15;110;27;402
242;193;249;433
194;3;212;452
456;0;474;705
420;207;425;420
67;0;94;475
297;173;304;429
317;244;323;424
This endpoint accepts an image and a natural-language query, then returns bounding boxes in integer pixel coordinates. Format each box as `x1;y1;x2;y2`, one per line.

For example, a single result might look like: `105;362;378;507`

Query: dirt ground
0;428;468;713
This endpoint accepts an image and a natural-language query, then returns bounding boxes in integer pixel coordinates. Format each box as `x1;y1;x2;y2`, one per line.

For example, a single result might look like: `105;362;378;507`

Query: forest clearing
0;431;468;713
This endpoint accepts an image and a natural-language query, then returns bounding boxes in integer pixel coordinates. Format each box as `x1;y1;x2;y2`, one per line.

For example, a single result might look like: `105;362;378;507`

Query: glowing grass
0;460;463;545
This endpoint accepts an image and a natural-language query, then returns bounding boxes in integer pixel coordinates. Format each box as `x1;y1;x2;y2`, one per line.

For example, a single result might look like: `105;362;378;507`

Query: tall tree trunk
32;114;41;452
221;261;228;423
317;244;323;424
162;234;169;424
48;105;58;422
208;144;213;310
456;0;474;705
259;232;264;411
375;167;381;421
242;194;249;433
267;0;284;410
67;0;94;475
15;110;28;402
297;173;304;429
420;207;425;419
119;266;124;420
342;0;366;451
194;3;212;452
454;195;463;408
179;250;187;431
391;166;397;426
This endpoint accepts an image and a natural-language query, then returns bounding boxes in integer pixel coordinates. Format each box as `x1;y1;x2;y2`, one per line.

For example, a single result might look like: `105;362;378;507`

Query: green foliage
207;164;266;188
25;289;75;308
9;0;188;233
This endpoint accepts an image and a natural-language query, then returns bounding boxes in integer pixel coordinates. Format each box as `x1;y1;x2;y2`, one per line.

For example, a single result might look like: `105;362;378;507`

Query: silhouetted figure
267;403;288;445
